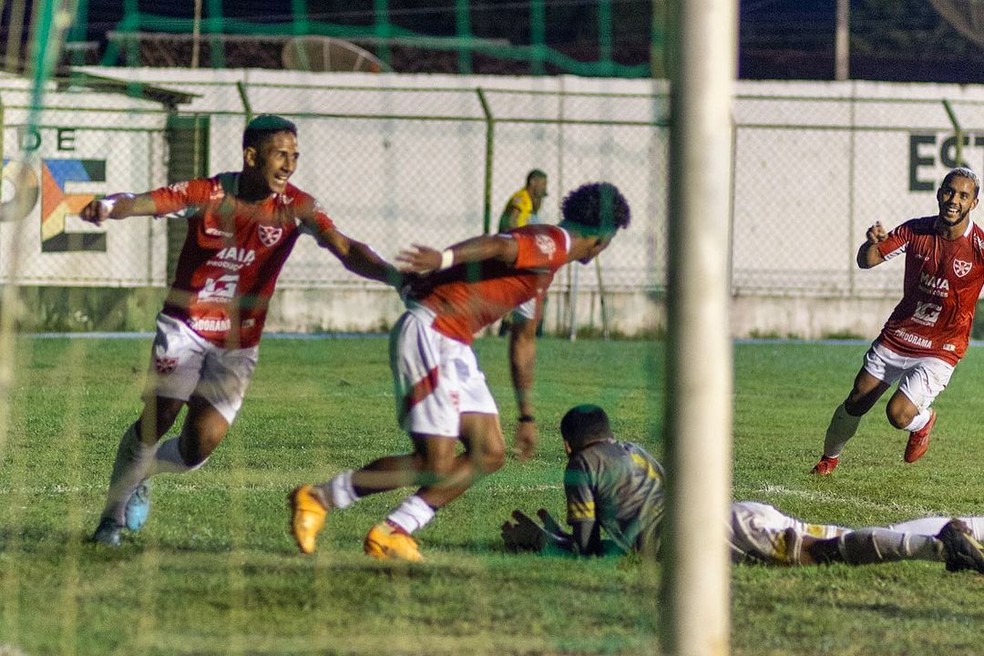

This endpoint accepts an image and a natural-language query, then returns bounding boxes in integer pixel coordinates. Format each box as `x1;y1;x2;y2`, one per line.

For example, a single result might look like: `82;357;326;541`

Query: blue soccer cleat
124;481;152;532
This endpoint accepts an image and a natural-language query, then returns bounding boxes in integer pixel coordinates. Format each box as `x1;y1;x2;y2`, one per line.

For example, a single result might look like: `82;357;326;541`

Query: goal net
0;2;666;655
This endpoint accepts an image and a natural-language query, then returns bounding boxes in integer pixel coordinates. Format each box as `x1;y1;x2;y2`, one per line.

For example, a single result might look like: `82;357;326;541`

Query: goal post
659;0;736;654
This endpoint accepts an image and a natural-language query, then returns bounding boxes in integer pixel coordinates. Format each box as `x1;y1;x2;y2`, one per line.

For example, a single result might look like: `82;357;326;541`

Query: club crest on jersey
154;355;178;375
953;259;972;278
534;234;557;258
258;224;283;247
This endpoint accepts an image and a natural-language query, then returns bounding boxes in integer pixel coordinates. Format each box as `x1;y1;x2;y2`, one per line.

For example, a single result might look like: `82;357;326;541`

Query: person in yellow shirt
498;169;548;232
498;170;549;340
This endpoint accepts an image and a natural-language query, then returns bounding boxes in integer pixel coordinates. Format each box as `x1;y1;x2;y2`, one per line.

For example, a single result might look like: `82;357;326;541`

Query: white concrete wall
8;69;984;337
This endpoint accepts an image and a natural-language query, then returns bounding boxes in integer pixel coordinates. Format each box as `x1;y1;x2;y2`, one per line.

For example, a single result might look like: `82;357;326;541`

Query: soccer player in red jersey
812;167;984;475
81;115;405;546
289;182;631;561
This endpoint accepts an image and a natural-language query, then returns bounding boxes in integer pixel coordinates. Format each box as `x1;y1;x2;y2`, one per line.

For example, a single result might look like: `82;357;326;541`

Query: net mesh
929;0;984;48
1;2;665;655
56;0;657;77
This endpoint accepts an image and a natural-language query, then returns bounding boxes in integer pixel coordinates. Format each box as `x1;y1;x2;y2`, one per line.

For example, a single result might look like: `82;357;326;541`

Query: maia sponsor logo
216;247;255;264
919;272;950;297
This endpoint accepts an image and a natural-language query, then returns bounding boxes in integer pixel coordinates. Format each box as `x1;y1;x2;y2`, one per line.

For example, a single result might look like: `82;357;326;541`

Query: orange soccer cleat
364;521;424;562
810;454;839;476
904;409;936;463
289;485;328;554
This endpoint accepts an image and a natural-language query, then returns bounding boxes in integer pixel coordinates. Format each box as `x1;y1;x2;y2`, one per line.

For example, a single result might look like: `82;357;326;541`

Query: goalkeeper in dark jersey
502;404;665;558
502;404;984;574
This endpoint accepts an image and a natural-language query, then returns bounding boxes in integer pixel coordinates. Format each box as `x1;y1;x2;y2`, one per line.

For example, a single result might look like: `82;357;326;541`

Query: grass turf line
0;336;982;655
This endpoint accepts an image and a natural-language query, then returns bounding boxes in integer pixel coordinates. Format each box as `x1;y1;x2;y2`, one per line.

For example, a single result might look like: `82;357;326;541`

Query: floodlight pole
835;0;850;81
192;0;202;68
660;0;736;654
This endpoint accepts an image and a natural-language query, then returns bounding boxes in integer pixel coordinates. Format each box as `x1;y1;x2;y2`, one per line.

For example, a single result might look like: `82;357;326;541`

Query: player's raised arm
396;234;520;274
310;222;405;288
79;193;158;226
856;221;888;269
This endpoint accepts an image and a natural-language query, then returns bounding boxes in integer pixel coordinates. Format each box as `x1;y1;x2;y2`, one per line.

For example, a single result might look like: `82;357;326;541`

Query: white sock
321;470;359;510
823;402;862;458
904;409;932;433
837;528;942;564
386;495;436;534
101;423;157;524
148;437;207;475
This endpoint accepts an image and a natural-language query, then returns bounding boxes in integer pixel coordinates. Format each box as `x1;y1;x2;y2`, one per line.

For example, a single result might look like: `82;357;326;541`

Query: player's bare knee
424;452;457;478
480;445;506;474
179;427;225;467
885;406;912;430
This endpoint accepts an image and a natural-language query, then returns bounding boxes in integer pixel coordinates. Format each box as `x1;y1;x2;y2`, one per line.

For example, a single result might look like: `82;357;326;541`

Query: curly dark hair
559;182;631;236
242;114;298;150
560;404;613;451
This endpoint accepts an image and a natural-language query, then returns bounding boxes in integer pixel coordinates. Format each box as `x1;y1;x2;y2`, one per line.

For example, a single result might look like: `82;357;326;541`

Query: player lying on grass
289;182;631;562
80;115;405;547
501;404;984;574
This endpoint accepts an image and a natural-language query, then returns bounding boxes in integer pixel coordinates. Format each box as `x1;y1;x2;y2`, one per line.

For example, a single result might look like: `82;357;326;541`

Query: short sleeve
512;225;569;270
147;178;215;217
299;196;336;234
564;458;596;524
877;222;910;261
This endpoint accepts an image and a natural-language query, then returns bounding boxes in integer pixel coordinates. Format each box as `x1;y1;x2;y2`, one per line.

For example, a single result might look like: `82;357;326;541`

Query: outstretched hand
536;508;569;538
513;420;537;461
396;244;442;273
865;221;887;244
79;198;113;226
501;509;573;554
501;510;548;552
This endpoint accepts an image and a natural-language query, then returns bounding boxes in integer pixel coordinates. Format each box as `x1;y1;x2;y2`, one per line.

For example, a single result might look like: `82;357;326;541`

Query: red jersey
149;173;335;348
875;216;984;365
420;225;572;344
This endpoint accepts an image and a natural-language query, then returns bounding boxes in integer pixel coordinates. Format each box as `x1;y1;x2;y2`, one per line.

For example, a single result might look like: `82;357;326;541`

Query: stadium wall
5;69;984;338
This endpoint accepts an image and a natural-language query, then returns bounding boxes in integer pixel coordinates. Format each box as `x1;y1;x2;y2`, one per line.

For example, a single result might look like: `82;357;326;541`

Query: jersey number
912;301;942;326
199;275;239;302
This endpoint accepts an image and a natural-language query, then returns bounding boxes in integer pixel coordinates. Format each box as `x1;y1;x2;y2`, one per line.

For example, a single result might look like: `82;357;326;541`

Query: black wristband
518;414;535;423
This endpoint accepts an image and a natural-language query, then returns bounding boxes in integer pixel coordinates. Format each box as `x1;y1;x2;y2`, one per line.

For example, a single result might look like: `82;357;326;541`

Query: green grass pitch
0;335;982;655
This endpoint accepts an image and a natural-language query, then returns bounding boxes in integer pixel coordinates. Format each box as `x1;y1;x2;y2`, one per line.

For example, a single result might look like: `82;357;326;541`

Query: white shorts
728;501;849;565
863;343;954;411
144;313;259;424
510;297;537;322
389;306;498;437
